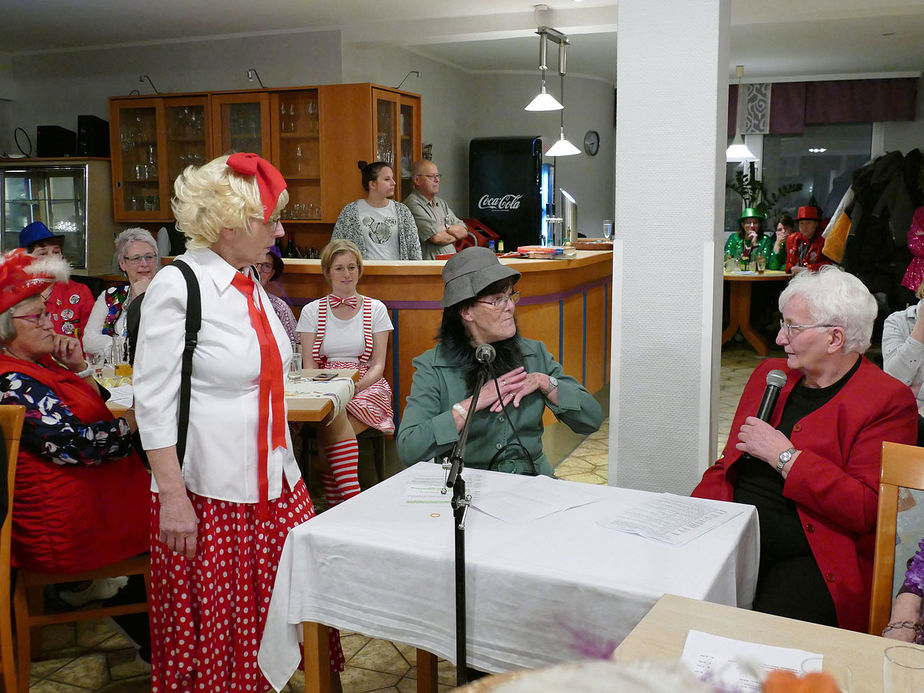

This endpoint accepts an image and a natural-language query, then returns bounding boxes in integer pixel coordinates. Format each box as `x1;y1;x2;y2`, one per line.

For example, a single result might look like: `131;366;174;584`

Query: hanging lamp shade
545;127;581;157
726;64;757;163
726;133;757;162
525;84;564;111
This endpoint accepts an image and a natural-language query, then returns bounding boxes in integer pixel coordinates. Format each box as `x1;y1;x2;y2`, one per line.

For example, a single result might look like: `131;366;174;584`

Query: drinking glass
602;220;613;240
294;145;304;175
800;657;852;693
884;645;924;692
756;253;767;273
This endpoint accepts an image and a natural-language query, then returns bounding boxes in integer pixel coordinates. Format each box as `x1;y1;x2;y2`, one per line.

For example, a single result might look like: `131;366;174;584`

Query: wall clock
583;130;600;156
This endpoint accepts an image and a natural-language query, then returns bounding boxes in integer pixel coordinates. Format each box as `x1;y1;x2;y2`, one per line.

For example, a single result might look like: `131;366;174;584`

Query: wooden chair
0;406;24;693
11;449;151;692
869;441;924;637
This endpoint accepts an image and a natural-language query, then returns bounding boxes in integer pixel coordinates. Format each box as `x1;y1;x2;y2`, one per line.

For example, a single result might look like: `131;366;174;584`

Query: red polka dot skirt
149;478;345;692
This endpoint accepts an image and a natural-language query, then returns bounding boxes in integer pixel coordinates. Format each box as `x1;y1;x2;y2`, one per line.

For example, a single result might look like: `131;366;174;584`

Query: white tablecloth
258;463;759;690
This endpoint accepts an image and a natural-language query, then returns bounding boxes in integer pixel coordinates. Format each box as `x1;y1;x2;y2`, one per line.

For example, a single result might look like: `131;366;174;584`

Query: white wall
2;30;342;154
881;75;924;153
469;72;616;236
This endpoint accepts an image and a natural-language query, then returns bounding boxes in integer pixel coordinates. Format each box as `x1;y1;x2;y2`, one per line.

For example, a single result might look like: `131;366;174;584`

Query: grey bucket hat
441;246;521;307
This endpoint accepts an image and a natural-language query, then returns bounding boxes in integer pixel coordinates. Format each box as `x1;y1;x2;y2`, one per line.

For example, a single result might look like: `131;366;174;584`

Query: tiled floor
25;343;766;692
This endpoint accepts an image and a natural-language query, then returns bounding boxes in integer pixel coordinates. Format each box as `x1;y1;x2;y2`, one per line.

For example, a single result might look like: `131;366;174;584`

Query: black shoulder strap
169;259;201;467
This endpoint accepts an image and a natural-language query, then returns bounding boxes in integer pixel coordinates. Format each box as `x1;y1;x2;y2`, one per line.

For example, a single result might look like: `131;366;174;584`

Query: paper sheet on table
403;468;483;505
681;630;821;691
472;474;599;523
596;493;743;545
108;384;134;408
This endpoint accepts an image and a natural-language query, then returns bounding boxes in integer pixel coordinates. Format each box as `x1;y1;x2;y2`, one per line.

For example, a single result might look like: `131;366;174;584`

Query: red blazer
693;358;917;632
785;232;831;272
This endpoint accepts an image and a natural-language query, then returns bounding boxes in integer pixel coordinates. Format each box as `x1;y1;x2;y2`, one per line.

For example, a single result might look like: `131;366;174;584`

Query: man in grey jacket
403;159;468;260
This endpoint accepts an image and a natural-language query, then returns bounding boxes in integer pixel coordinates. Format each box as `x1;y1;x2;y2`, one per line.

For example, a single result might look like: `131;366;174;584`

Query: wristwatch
541;376;559;396
776;447;796;474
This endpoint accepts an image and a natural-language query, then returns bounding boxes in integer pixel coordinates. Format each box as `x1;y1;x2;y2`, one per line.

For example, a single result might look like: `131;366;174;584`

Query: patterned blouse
266;292;299;344
0;372;133;466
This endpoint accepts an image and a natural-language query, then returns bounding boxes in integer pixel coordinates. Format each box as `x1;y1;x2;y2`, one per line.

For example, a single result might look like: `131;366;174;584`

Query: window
761;124;872;218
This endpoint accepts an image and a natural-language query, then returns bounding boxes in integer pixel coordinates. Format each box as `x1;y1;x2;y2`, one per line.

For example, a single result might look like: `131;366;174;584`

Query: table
105;368;357;423
722;270;789;355
258;463;760;692
614;593;916;692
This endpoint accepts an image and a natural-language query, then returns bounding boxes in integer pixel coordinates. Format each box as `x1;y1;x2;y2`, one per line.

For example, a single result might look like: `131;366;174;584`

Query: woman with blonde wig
134;154;343;691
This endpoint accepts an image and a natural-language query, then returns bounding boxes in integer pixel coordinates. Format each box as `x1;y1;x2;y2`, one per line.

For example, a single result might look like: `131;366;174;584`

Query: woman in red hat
19;221;94;338
785;206;833;273
133;154;343;692
0;248;150;572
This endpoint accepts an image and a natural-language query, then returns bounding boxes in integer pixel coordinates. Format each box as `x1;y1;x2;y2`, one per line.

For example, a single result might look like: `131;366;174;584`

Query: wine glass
603;220;613;241
294;145;304;175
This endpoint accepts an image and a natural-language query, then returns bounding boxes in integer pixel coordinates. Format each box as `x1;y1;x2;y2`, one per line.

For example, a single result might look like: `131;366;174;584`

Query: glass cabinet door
373;90;397;170
273;90;322;221
116;101;164;216
399;101;415;200
2;166;88;267
165;97;209;189
211;93;270;158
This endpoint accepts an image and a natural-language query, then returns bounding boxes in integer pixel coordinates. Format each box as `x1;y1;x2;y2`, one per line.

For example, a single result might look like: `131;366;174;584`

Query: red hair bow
226;153;287;223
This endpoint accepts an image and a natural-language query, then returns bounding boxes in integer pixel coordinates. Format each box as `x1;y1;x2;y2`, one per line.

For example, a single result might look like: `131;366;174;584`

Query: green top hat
738;207;766;222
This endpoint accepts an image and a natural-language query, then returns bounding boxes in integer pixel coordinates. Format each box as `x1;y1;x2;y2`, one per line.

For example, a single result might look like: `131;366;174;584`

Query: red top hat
0;249;70;314
796;206;821;222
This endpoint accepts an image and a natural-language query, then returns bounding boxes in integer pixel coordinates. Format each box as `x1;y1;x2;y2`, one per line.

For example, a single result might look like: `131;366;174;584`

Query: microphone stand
442;363;490;687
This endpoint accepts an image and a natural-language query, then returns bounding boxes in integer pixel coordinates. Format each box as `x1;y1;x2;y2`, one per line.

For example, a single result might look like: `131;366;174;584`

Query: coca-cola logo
478;194;523;211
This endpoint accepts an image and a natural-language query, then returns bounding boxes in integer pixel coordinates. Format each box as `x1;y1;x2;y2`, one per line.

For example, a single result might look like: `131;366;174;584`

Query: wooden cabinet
210;92;271;159
108;84;421;231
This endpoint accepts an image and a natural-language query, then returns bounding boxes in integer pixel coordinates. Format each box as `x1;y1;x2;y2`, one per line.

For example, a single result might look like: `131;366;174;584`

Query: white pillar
609;0;729;493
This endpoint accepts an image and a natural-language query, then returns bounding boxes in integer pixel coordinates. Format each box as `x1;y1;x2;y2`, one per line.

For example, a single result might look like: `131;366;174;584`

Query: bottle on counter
283;234;299;258
488;240;496;253
497;240;505;254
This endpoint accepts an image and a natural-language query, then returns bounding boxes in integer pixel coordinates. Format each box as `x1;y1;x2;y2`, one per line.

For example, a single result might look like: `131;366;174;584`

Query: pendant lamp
726;65;757;162
524;29;564;111
545;39;580;157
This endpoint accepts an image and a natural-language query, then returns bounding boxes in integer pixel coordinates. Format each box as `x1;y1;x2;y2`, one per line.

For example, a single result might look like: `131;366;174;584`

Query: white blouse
133;247;300;502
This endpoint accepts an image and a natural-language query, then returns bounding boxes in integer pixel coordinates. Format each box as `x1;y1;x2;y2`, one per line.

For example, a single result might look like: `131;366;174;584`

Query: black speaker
36;125;76;157
77;115;110;157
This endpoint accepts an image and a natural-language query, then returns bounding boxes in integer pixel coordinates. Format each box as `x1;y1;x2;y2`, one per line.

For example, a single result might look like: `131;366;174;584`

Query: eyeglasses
779;319;840;336
419;174;442;181
255;262;275;272
475;291;521;309
124;254;156;265
12;310;50;325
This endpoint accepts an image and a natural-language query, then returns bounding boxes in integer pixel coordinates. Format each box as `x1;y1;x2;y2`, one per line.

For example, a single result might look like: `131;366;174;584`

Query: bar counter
276;250;613;421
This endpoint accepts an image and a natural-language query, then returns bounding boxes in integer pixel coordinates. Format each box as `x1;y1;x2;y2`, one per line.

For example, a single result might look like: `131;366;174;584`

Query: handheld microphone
475;344;496;365
756;369;787;422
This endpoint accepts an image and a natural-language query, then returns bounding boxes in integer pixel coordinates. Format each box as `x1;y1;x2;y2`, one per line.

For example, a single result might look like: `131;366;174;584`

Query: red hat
226;152;287;223
0;249;70;314
796;206;821;222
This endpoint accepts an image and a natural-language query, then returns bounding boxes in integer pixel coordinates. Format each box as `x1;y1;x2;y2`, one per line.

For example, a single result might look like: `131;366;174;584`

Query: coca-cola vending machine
469;136;543;250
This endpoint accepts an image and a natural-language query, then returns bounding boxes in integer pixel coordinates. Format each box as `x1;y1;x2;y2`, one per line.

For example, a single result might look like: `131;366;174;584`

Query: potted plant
727;161;803;221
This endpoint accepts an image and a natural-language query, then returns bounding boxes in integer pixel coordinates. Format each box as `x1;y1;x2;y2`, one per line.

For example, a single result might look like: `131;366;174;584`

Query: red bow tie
328;294;358;309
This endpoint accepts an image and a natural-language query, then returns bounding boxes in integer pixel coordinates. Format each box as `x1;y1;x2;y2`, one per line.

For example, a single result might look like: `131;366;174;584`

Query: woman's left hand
499;372;553;409
734;416;794;467
52;334;86;372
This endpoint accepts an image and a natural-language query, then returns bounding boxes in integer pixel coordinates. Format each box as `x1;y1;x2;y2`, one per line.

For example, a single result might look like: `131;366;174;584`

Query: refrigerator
0;158;120;274
469;137;544;250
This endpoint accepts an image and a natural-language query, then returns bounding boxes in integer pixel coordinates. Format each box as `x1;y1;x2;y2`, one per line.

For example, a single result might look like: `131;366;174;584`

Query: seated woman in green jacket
725;208;785;270
396;246;602;476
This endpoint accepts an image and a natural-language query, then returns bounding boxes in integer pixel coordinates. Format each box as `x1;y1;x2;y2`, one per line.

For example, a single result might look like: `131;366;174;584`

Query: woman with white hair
133;154;343;691
694;266;918;633
82;227;159;359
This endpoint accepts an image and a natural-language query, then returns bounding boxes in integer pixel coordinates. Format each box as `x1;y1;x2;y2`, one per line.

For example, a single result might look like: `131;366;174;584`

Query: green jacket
396;337;603;476
724;233;785;270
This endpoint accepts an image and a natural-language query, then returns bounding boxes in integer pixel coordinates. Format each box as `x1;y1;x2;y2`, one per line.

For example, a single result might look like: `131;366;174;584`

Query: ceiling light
542;30;581;157
808;147;827;153
726;65;756;162
525;28;563;112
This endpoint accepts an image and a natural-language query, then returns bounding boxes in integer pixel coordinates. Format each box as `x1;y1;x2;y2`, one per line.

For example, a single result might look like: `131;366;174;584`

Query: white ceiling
5;0;924;82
